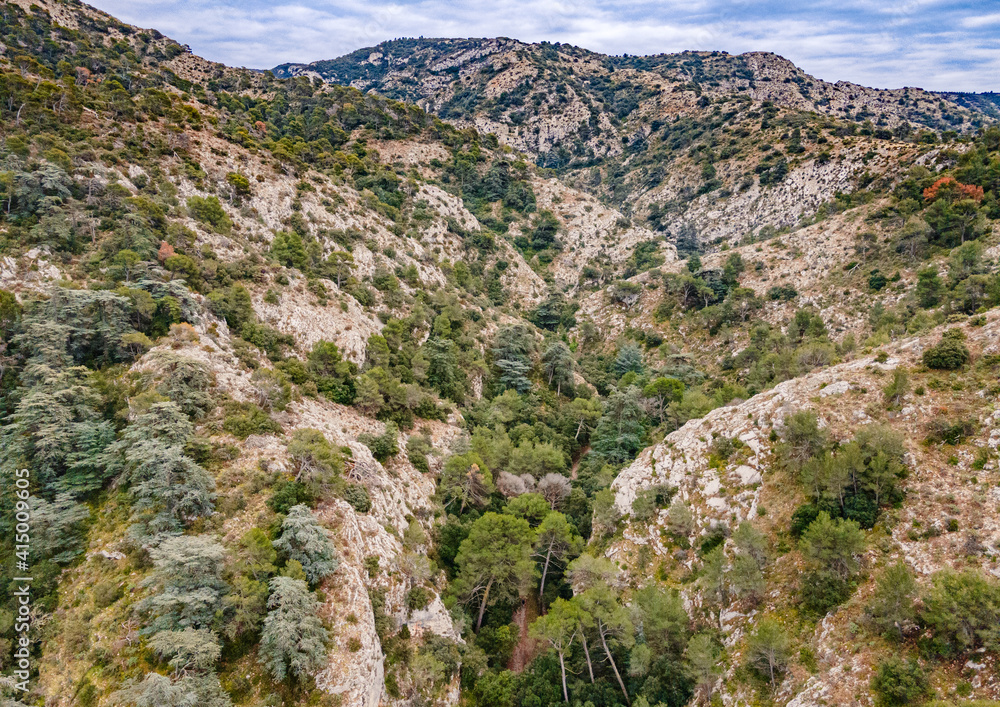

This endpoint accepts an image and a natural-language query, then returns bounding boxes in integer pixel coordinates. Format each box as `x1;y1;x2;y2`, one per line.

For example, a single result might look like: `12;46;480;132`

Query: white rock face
609;312;1000;706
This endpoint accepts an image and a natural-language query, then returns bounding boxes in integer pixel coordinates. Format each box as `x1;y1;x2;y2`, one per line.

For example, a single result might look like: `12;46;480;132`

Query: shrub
790;503;820;538
342;483;371;513
223;402;282;439
925;417;977;445
406;586;432;612
360;422;399;462
186;195;232;233
920;569;1000;656
267;480;315;514
922;329;970;370
767;284;798;301
870;657;930;707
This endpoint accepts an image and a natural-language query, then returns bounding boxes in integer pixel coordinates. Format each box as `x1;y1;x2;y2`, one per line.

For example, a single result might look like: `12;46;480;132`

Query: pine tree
259;576;329;683
112;402;215;533
273;505;339;584
529;597;580;702
140;535;228;632
533;511;583;603
454;512;535;630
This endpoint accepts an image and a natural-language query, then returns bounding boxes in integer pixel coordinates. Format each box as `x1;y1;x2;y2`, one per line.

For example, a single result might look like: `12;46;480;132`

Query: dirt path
507;598;541;673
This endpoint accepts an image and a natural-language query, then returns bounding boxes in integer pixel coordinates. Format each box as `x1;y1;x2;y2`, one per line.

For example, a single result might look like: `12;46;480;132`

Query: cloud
86;0;998;91
962;12;1000;28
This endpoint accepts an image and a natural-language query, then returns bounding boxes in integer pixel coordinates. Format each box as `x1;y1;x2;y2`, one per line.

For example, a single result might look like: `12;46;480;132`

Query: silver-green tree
259;576;329;683
273;504;339;584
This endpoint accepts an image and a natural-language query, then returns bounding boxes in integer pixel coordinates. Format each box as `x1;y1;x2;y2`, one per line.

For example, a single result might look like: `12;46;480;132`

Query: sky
87;0;1000;92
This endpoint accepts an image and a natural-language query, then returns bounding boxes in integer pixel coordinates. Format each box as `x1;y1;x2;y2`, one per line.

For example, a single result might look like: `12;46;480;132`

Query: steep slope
607;312;1000;705
2;2;1000;707
275;39;996;248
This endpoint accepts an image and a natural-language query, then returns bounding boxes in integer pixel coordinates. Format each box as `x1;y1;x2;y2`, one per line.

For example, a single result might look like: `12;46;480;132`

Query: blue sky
90;0;999;92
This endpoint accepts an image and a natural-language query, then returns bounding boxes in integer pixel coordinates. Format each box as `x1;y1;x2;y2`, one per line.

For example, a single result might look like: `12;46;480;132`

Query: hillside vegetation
1;3;1000;707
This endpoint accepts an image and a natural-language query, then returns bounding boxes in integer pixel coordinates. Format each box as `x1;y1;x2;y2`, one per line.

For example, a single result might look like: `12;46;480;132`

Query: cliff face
606;312;1000;704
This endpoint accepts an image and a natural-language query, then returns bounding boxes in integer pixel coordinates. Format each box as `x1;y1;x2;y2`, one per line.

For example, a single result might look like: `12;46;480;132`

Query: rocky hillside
276;39;998;249
2;2;1000;707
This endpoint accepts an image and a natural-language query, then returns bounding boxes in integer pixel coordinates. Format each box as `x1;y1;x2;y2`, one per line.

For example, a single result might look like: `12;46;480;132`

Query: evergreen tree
112;402;215;534
0;362;115;498
438;451;494;513
491;324;535;394
541;341;574;395
259;576;329;683
533;512;583;602
454;512;535;630
529;597;580;702
745;618;790;690
591;386;647;465
613;343;644;377
140;535;228;633
273;504;339;584
577;582;634;702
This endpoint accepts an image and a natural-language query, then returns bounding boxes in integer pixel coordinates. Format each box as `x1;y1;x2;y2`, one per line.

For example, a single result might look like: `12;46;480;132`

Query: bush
790;503;820;538
870;657;930;707
267;480;315;514
920;569;1000;656
407;433;434;474
342;483;371;513
360;422;399;462
922;329;970;370
223;402;282;438
767;284;798;301
800;569;851;615
187;195;232;232
406;586;432;612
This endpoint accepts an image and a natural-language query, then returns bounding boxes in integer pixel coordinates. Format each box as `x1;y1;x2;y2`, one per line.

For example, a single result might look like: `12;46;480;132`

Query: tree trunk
559;651;569;702
539;543;553;603
581;631;595;682
599;626;630;704
476;579;493;631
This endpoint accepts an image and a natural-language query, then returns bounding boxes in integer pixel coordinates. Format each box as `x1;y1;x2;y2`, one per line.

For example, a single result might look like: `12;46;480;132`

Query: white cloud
962;12;1000;28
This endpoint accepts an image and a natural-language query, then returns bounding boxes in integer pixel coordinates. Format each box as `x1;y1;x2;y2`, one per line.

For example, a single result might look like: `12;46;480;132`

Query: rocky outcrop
608;312;1000;706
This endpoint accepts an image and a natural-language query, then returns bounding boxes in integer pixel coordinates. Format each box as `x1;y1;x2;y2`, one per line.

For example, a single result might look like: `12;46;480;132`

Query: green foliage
922;329;970;370
266;479;316;514
870;657;931;707
454;512;535;630
439;451;494;513
591;385;647;465
491;324;535;394
920;569;1000;657
186;196;232;233
359;421;400;462
273;504;339;584
745;618;790;689
222;401;282;439
259;576;329;683
865;562;917;641
113;402;216;534
308;340;358;403
140;535;228;633
799;512;865;613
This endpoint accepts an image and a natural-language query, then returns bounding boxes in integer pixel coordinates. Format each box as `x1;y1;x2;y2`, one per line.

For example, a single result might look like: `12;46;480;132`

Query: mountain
276;39;998;250
2;3;1000;707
